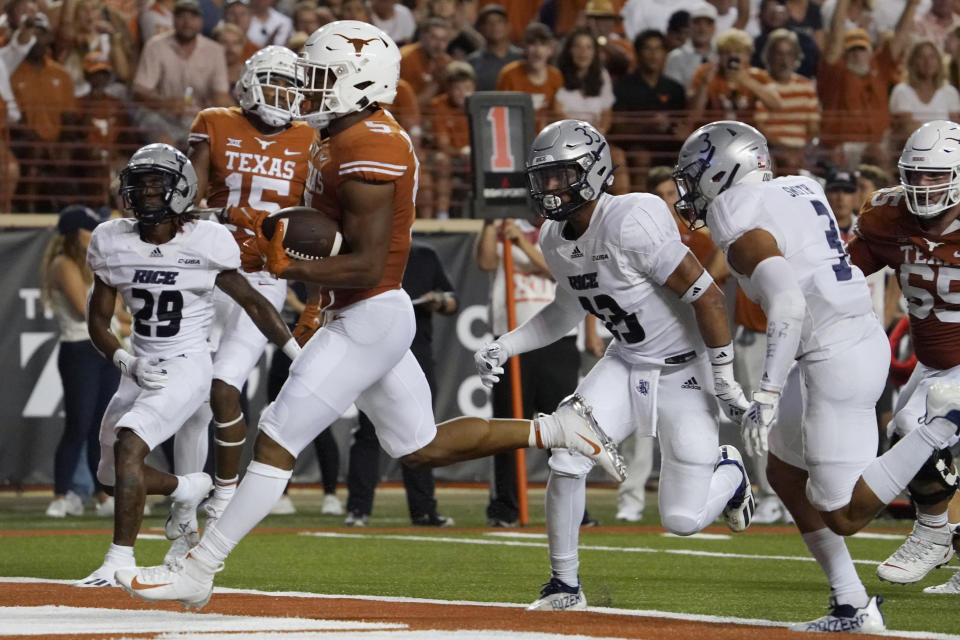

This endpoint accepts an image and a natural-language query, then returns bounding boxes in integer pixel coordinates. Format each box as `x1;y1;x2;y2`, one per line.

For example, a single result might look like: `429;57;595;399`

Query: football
260;206;344;260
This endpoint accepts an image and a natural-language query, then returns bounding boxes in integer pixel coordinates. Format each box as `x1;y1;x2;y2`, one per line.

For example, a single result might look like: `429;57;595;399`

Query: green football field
2;485;958;636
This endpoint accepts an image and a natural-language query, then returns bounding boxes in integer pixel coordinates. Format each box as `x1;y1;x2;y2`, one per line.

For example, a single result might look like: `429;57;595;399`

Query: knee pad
907;448;959;506
660;511;700;537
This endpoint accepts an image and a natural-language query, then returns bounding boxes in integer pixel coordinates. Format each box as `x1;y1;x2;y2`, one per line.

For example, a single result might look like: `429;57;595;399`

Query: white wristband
707;343;734;365
679;269;714;304
282;338;301;361
112;348;135;376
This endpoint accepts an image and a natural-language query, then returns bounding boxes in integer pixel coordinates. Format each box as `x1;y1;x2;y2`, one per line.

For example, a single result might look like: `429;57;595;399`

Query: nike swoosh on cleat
577;433;601;456
131;576;172;590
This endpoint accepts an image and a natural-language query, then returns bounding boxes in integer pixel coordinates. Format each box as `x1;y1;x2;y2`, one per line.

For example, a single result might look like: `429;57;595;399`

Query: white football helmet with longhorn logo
294;20;400;130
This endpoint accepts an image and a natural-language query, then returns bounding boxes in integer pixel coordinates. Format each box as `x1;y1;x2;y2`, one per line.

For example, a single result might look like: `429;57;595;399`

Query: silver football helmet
525;119;614;220
673;121;773;229
294;20;400;130
898;120;960;218
236;45;304;128
119;143;197;225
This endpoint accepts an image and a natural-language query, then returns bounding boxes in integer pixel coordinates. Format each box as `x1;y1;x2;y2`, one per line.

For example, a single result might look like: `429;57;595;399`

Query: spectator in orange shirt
10;12;76;211
428;61;474;219
400;17;453;110
688;28;783;125
818;0;915;166
496;22;562;130
754;28;820;175
584;0;635;81
75;52;135;204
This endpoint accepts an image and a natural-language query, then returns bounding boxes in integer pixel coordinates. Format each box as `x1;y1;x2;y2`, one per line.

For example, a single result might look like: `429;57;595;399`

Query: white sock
545;471;584;587
214;475;238;501
193;460;291;566
105;543;135;567
170;472;204;502
918;510;949;529
703;463;743;524
861;428;940;504
801;528;867;608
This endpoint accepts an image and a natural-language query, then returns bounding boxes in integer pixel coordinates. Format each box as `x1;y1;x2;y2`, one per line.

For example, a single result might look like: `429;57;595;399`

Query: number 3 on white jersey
224;173;290;212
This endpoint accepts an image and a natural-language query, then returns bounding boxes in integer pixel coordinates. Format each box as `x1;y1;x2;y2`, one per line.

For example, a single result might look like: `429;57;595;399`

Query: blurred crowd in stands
0;0;956;217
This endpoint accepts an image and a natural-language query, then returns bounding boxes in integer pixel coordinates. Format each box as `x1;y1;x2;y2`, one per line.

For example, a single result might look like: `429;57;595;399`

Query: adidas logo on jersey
680;377;701;390
150;247;163;258
570;245;584;259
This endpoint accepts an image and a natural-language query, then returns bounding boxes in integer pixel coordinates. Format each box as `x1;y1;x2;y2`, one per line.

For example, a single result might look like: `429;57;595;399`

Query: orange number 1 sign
487;106;515;171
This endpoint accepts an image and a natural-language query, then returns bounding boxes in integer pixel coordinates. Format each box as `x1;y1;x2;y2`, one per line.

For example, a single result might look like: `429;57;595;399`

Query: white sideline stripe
661;533;731;540
299;531;882;566
0;605;403;636
4;579;960;640
851;532;911;541
151;634;631;640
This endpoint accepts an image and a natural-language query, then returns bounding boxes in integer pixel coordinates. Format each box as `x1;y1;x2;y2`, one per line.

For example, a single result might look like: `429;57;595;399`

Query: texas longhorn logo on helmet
336;33;381;56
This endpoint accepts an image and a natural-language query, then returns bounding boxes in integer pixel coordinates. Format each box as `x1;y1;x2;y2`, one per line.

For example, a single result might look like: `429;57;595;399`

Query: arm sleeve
619;196;689;285
750;255;806;393
496;284;584;357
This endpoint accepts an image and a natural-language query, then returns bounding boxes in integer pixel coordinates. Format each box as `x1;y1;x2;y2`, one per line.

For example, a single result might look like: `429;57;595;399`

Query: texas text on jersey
189;106;314;210
304;107;418;309
86;217;241;359
848;185;960;370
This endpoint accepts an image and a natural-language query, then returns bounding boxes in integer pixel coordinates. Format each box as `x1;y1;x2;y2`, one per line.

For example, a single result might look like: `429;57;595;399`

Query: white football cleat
165;473;213;541
924;569;960;594
615;507;642;522
115;555;221;610
877;522;954;584
789;595;886;633
716;445;756;532
322;493;343;515
74;558;134;588
163;529;199;566
527;577;587;611
538;394;627;482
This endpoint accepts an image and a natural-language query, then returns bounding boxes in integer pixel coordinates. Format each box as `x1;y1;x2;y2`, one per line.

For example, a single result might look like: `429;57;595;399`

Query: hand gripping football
260;206;345;260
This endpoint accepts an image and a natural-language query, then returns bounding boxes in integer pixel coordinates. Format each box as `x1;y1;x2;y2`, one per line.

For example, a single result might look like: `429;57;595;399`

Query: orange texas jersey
304;108;418;310
847;186;960;370
188;106;314;210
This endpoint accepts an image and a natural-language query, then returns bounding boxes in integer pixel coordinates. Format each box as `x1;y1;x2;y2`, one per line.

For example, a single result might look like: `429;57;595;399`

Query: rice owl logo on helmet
236;45;305;128
672;120;772;229
898;120;960;219
525;119;614;220
294;20;400;130
119;143;198;225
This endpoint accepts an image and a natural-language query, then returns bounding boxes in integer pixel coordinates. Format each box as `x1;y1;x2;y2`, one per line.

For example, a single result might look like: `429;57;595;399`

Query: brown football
260;206;345;260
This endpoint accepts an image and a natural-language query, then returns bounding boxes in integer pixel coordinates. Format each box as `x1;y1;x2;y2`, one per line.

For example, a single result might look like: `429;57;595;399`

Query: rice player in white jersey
673;121;960;632
476;119;758;611
75;143;300;588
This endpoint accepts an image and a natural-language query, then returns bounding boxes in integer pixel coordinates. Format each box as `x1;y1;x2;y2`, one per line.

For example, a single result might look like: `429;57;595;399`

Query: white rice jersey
539;192;704;366
708;176;876;357
87;218;241;359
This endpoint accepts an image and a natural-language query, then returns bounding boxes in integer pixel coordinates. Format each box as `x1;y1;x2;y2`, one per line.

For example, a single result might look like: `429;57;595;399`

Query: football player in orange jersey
158;45;316;565
846;120;960;594
116;21;625;609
